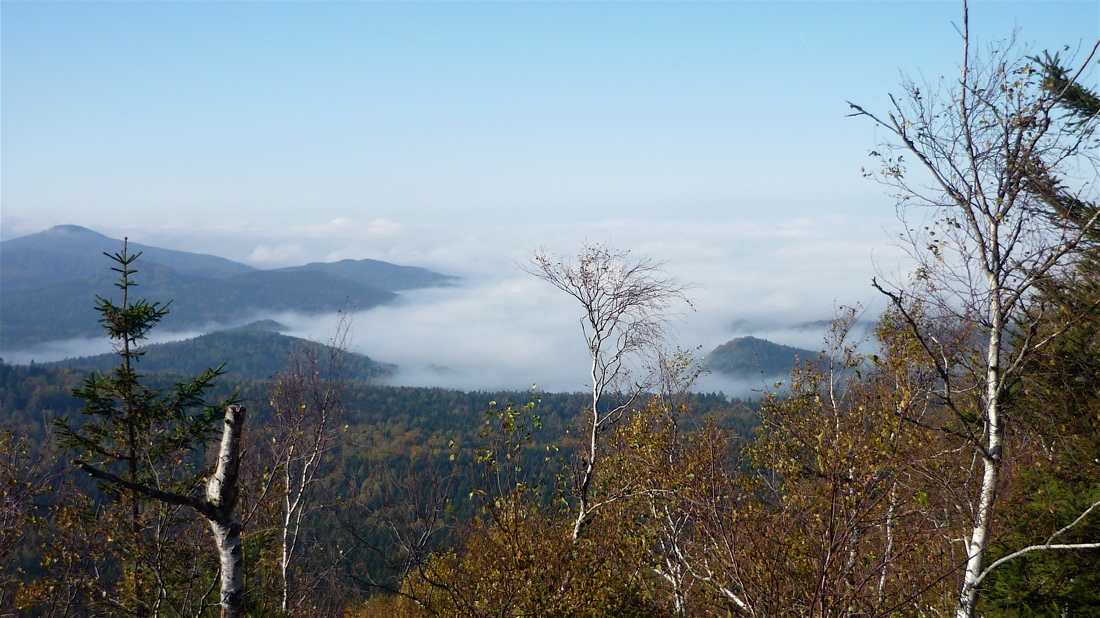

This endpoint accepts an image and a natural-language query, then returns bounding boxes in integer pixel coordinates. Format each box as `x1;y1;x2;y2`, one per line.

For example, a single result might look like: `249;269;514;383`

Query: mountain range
0;225;456;351
44;320;393;383
3;225;820;387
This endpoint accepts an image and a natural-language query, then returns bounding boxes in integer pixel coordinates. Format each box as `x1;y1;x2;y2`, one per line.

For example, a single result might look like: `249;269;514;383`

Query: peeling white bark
849;2;1100;611
207;404;246;618
73;404;247;618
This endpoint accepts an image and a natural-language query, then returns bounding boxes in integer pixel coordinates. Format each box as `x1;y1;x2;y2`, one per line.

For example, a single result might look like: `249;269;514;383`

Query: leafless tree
266;314;352;615
849;5;1100;615
527;242;692;540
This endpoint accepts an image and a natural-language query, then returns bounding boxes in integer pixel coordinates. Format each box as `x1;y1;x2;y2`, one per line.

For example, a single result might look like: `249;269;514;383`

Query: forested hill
0;225;457;350
706;336;815;377
42;323;394;383
0;224;254;289
276;258;456;291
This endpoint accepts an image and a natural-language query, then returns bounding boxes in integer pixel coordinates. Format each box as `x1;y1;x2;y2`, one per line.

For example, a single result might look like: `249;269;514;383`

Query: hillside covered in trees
706;336;814;378
0;225;456;350
43;321;395;383
0;357;761;615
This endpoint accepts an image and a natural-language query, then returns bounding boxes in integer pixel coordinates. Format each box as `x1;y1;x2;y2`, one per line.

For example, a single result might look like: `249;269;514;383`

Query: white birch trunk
281;451;294;614
73;405;248;618
847;5;1100;611
572;353;602;540
955;292;1004;618
206;404;246;618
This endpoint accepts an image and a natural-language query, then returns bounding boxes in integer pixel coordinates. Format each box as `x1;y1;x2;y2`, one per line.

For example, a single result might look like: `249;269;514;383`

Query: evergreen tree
56;241;248;618
58;241;225;514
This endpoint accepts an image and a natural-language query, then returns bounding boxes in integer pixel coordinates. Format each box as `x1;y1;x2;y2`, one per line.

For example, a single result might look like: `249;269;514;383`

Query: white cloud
242;215;911;395
1;326;218;366
3;215;914;397
246;243;309;265
296;217;405;240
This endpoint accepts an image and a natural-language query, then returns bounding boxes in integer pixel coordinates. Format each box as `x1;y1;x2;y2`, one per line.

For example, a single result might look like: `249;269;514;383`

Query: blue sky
4;1;1096;232
2;1;1098;391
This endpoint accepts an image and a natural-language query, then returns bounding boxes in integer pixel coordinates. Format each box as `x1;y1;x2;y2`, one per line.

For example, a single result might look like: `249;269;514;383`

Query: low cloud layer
4;216;910;396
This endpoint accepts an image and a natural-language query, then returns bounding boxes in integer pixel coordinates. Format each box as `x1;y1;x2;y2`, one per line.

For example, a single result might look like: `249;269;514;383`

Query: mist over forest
1;218;891;396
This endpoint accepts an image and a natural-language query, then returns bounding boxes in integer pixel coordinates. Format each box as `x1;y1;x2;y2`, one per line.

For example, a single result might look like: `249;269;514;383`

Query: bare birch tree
849;6;1100;615
267;315;351;615
527;242;692;540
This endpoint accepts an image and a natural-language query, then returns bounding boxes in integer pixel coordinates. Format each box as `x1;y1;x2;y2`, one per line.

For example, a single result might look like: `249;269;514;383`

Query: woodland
2;17;1100;618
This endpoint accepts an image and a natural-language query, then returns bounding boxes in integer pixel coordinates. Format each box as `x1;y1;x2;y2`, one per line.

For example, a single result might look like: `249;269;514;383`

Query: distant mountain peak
8;224;111;244
2;225;458;353
229;319;288;333
45;224;100;235
707;336;815;378
35;225;120;243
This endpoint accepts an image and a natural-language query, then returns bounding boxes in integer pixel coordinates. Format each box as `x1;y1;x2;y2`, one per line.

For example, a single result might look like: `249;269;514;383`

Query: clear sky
2;1;1098;392
4;1;1096;234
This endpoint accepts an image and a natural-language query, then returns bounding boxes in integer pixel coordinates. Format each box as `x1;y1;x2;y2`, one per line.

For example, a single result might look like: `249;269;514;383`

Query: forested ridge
0;225;455;350
3;21;1100;618
706;336;815;378
42;326;395;384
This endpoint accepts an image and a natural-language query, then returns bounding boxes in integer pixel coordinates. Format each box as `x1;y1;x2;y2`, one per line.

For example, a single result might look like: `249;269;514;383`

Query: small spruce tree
58;240;248;618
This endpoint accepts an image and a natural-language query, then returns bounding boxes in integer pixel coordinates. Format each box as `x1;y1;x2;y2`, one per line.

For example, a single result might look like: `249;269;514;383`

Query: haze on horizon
2;1;1097;393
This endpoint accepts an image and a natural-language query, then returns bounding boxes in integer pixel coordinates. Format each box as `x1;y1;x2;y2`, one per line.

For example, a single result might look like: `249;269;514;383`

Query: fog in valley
4;215;904;396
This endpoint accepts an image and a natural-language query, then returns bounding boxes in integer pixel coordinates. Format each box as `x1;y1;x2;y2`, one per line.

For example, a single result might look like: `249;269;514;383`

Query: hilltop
706;336;815;378
45;320;393;382
0;225;456;352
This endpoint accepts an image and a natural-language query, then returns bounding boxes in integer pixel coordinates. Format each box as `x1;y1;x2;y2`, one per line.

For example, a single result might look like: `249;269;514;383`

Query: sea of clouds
4;215;910;396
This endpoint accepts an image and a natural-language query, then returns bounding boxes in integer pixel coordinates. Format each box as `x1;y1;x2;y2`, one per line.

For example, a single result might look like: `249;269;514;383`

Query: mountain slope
1;225;254;290
706;336;815;378
1;226;455;352
1;261;396;347
278;258;457;292
47;325;393;383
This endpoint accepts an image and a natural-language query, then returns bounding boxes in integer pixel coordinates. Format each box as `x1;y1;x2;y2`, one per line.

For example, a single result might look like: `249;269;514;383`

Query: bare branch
526;242;693;541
